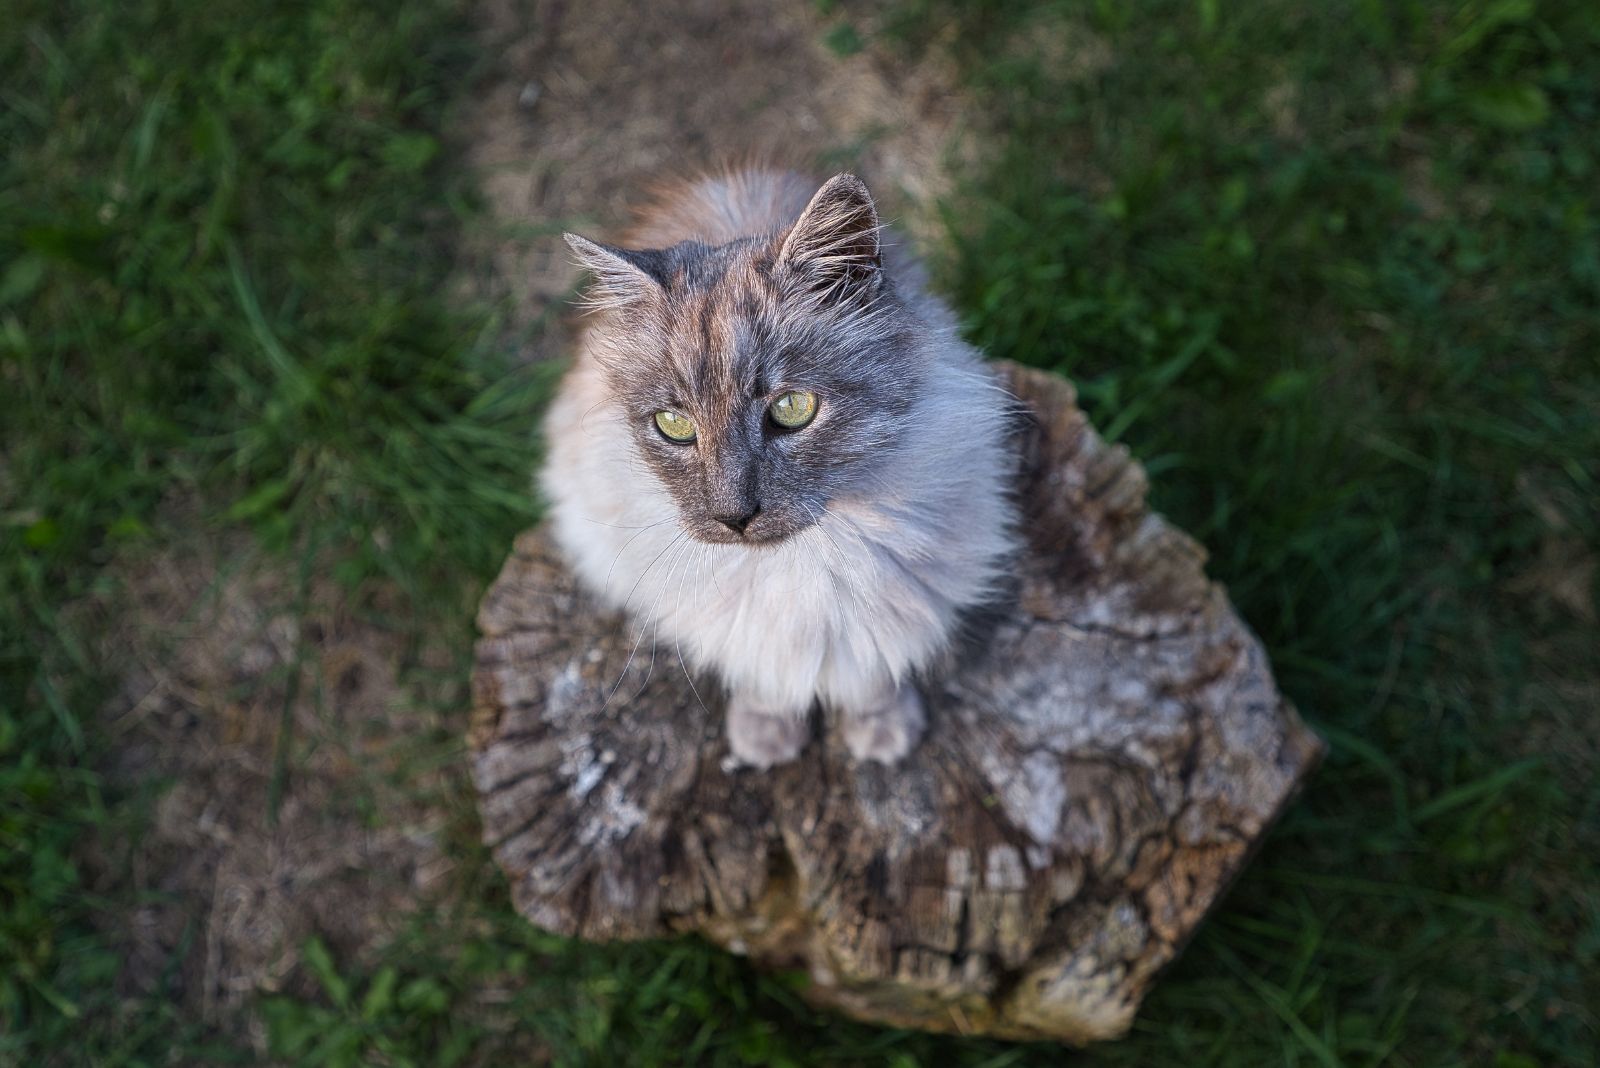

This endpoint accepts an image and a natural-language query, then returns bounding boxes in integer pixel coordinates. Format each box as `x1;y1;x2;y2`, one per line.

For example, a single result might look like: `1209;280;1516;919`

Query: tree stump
470;362;1323;1045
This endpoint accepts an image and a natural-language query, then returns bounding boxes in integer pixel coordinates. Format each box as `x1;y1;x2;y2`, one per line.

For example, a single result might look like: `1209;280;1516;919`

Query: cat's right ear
563;233;666;311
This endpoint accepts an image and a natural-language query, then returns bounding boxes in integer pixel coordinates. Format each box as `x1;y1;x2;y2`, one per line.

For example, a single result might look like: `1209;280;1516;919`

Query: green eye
768;389;818;430
654;409;697;442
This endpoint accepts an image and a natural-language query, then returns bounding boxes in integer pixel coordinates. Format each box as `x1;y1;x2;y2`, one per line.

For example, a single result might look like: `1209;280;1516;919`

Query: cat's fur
541;169;1016;767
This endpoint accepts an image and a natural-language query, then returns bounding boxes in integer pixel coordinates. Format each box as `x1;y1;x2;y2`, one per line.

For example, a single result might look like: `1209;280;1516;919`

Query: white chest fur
541;353;1016;714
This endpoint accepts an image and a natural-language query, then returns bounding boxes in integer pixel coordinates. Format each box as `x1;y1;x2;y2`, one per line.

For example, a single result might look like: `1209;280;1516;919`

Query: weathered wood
470;362;1322;1044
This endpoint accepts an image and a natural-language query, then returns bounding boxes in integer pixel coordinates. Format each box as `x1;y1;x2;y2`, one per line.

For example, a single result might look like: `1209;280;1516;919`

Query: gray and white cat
541;169;1017;768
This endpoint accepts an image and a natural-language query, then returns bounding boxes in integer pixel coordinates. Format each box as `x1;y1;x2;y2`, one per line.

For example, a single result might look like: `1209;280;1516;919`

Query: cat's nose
715;505;760;534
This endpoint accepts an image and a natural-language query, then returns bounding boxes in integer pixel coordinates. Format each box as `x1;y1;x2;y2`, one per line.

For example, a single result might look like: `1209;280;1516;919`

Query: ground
2;1;1597;1066
464;0;967;346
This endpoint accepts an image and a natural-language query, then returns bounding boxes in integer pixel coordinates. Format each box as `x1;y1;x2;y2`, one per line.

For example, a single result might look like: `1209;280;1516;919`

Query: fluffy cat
541;168;1016;768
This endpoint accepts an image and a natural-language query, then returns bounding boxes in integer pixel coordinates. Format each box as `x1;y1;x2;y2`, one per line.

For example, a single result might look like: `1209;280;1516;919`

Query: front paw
842;683;926;765
726;695;811;770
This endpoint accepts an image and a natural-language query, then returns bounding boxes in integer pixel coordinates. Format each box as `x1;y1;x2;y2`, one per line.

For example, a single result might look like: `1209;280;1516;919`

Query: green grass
1;0;544;1061
886;0;1600;1061
4;0;1598;1065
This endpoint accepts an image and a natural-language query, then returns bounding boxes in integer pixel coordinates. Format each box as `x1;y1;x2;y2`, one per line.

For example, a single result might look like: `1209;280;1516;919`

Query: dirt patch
88;526;468;1046
463;0;971;346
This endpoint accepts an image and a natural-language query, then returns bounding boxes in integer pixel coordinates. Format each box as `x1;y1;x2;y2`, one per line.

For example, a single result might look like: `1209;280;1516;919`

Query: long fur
541;169;1017;719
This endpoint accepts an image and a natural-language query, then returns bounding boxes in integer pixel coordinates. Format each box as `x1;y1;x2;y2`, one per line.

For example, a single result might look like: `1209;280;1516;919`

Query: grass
1;0;544;1061
2;0;1597;1065
887;0;1600;1061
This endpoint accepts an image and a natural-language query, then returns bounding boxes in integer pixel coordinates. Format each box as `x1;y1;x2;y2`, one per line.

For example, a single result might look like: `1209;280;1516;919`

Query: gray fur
543;170;1017;766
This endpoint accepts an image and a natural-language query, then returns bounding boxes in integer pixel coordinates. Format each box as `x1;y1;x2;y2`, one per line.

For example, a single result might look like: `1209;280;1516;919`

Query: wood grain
471;363;1322;1044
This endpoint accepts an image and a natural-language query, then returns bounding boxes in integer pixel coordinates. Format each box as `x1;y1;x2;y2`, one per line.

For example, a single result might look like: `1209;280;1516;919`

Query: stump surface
470;363;1322;1044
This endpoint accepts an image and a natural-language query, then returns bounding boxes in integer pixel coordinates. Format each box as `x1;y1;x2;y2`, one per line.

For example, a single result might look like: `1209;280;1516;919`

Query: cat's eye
768;390;818;430
653;409;697;443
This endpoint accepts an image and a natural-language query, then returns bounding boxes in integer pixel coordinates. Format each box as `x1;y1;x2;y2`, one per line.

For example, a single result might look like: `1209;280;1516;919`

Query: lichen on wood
470;362;1322;1044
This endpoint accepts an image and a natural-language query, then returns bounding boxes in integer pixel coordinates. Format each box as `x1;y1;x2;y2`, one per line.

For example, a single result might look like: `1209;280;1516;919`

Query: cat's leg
839;678;926;765
725;692;812;769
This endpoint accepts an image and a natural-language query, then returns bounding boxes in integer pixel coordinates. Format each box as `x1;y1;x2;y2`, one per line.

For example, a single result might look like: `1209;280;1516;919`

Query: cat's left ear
777;174;882;300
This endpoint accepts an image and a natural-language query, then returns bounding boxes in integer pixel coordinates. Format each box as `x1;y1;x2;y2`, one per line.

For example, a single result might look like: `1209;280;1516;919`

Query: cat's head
564;174;921;547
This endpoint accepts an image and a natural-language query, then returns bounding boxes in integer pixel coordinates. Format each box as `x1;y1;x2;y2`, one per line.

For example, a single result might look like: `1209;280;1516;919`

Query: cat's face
568;176;919;547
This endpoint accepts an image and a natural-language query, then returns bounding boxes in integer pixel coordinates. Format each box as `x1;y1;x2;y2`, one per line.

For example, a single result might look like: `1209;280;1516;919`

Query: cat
541;168;1017;768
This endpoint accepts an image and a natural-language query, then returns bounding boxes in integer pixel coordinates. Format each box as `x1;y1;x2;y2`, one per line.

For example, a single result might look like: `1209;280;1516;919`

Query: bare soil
90;522;468;1045
464;0;971;347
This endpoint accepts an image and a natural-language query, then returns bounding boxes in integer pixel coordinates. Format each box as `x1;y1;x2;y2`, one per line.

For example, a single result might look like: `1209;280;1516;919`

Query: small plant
260;938;475;1068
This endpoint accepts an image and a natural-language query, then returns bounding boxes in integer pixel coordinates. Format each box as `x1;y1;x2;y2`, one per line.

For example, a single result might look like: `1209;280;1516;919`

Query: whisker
673;542;713;719
602;531;689;711
674;615;712;719
802;502;866;614
579;396;614;440
584;515;673;531
604;518;675;599
629;536;696;703
822;505;887;604
702;542;729;603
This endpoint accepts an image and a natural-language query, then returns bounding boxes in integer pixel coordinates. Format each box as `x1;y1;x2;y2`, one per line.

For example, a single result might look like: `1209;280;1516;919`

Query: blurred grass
1;0;544;1062
882;0;1600;1063
3;0;1598;1065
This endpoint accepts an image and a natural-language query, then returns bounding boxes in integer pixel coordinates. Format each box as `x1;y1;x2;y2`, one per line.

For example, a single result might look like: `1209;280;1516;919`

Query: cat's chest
598;517;900;650
663;535;867;638
564;488;963;706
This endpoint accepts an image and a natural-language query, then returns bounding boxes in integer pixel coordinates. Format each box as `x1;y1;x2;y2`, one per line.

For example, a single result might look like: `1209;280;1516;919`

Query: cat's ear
776;174;882;300
563;233;667;310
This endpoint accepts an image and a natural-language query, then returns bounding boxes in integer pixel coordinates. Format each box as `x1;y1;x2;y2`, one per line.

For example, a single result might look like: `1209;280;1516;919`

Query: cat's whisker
628;539;693;704
675;638;712;719
602;531;690;711
819;506;882;581
672;539;702;648
628;528;689;620
700;542;730;604
691;546;734;627
814;508;919;671
602;517;675;597
629;534;697;703
583;515;673;531
629;616;663;704
578;397;615;440
801;502;867;613
673;552;713;719
803;502;846;563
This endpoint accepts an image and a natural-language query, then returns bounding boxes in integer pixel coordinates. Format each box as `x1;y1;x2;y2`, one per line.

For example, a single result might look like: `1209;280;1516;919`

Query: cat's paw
842;684;926;765
726;696;811;770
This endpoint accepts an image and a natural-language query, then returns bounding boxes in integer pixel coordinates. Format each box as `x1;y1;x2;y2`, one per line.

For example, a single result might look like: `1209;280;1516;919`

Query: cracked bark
470;363;1323;1044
